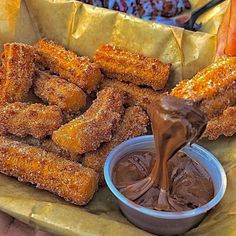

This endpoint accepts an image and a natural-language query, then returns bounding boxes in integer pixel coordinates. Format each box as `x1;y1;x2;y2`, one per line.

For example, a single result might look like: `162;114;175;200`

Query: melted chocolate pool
113;151;214;212
113;95;213;212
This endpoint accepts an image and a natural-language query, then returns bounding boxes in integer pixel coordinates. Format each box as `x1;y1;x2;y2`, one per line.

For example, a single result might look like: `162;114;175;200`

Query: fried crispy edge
83;105;149;185
93;44;170;90
171;57;236;101
0;136;98;205
52;87;125;153
203;106;236;140
35;39;102;93
0;102;63;139
34;70;87;113
100;78;161;110
0;43;35;103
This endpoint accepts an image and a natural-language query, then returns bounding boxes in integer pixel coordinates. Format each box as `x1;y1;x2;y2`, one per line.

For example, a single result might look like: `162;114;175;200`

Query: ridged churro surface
52;87;125;153
199;83;236;118
40;139;80;162
101;78;161;110
171;57;236;119
35;39;102;93
171;57;236;101
0;102;63;139
203;106;236;140
5;135;80;162
0;43;35;103
93;44;170;90
0;67;4;82
34;71;87;113
83;106;149;185
0;136;98;205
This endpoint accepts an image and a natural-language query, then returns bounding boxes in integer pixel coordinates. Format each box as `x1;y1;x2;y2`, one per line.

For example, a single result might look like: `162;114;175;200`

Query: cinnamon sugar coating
35;39;102;93
0;136;98;205
0;102;63;139
52;87;125;154
171;57;236;119
0;43;36;103
5;135;80;162
203;106;236;140
101;78;161;110
34;70;87;113
83;105;149;185
93;44;170;90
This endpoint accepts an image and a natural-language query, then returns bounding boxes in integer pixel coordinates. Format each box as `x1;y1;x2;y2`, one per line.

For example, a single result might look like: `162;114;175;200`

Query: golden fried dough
0;136;98;205
93;44;170;90
52;87;125;153
203;106;236;140
5;135;80;162
35;39;102;93
100;78;161;110
0;102;63;139
34;70;87;113
0;43;35;103
171;57;236;119
83;106;149;185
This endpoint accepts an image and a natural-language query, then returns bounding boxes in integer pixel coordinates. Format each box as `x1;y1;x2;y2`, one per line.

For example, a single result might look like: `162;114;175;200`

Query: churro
203;106;236;140
171;57;236;119
93;44;170;90
52;87;125;153
83;106;149;184
34;71;87;113
0;136;98;205
0;43;35;103
5;135;80;162
40;139;80;161
0;102;63;139
35;39;102;93
0;67;4;81
100;78;161;110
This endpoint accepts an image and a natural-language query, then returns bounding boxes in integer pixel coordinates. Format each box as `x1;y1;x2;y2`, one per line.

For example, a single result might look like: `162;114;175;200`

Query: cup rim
104;135;227;219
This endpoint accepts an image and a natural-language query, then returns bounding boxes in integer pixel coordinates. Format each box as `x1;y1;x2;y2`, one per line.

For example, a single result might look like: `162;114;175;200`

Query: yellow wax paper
0;0;235;235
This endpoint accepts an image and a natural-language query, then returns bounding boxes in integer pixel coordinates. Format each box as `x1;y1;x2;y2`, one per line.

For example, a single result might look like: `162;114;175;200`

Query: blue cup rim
104;135;227;219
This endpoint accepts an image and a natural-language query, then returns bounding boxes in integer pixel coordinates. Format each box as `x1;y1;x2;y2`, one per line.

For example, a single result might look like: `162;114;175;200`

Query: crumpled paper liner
0;0;234;235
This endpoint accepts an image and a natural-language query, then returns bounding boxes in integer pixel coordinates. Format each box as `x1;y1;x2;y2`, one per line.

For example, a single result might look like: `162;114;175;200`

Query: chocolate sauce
113;151;214;211
113;95;212;212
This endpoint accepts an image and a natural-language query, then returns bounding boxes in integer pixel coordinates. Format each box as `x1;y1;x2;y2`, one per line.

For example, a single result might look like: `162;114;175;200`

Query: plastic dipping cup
104;135;227;236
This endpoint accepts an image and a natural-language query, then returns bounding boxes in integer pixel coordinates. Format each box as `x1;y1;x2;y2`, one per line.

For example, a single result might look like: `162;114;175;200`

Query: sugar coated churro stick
100;78;161;110
0;102;63;139
171;57;236;100
171;57;236;118
93;44;171;90
52;87;125;154
0;136;98;205
5;135;80;162
34;71;87;113
0;43;35;103
0;67;4;81
40;139;80;162
35;39;102;93
83;106;149;185
203;106;236;140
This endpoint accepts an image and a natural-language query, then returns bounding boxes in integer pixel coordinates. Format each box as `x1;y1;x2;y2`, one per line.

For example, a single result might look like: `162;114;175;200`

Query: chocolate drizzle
113;95;213;212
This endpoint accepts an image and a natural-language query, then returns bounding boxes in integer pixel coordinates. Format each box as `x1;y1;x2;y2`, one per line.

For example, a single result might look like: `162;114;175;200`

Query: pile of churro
0;39;235;205
171;57;236;140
